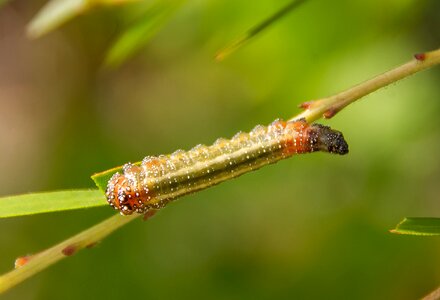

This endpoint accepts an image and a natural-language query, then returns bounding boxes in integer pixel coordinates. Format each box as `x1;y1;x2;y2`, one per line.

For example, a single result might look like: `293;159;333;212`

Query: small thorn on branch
298;101;313;110
62;245;77;256
323;108;338;119
14;255;32;269
414;53;426;61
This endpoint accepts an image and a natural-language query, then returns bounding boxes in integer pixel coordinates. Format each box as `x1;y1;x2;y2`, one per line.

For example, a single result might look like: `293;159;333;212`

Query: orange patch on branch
14;255;32;268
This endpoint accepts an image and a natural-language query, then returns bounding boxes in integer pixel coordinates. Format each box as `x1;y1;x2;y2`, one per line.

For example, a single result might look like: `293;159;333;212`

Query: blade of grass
390;217;440;236
92;166;123;192
0;190;106;218
91;161;143;192
215;0;308;61
104;0;184;68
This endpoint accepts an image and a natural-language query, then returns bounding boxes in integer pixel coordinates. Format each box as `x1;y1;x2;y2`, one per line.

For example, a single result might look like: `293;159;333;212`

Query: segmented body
106;119;348;215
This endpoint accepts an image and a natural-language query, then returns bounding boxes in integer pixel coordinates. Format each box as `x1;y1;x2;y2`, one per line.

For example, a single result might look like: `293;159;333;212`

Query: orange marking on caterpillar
106;119;349;215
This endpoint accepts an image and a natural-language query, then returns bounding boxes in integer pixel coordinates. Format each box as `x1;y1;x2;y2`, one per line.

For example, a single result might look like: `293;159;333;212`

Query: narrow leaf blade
216;0;307;61
91;162;141;192
390;217;440;236
0;190;106;218
104;1;182;68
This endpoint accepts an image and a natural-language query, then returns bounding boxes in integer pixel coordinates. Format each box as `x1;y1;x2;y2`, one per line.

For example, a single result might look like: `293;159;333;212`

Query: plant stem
0;213;138;294
289;48;440;123
422;286;440;300
1;48;439;294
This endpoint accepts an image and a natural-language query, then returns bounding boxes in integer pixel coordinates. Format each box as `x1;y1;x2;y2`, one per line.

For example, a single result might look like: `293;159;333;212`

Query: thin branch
1;48;439;294
0;213;144;294
289;49;440;123
423;286;440;300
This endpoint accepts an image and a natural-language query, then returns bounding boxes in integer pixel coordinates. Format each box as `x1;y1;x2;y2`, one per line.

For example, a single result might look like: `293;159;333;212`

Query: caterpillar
106;119;349;215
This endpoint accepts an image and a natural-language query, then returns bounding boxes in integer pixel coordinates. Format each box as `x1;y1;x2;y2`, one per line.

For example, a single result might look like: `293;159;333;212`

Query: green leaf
91;166;123;192
104;0;183;68
215;0;307;61
0;190;107;218
91;162;141;192
390;217;440;236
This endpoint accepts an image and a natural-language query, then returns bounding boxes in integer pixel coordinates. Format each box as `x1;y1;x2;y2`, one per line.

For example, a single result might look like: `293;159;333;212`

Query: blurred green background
1;0;440;299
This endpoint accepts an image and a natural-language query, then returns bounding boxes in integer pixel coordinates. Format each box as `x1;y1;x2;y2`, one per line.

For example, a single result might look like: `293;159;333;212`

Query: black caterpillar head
310;124;349;155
